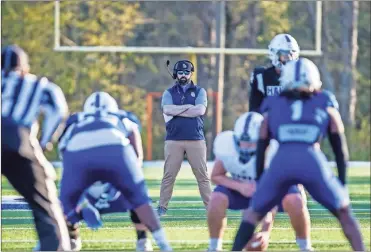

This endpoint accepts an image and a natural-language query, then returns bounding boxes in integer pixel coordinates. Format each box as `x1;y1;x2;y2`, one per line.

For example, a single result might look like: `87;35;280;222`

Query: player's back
264;90;335;150
2;70;68;151
59;111;134;153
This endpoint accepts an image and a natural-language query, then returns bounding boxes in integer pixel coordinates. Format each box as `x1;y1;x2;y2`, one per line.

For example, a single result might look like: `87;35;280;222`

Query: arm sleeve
39;81;68;148
195;88;208;107
161;90;173;108
328;130;349;185
255;138;270;181
58;113;78;142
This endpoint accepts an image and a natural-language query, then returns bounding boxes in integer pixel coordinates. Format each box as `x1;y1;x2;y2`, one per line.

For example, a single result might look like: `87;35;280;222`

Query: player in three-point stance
207;111;303;251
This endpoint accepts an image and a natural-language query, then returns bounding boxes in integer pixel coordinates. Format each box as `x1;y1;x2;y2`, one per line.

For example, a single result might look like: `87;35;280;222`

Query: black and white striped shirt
1;70;68;148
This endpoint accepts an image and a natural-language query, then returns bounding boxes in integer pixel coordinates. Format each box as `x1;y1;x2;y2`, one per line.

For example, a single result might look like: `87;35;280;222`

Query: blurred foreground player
232;58;365;251
59;103;151;251
249;34;312;249
1;45;70;250
58;92;172;251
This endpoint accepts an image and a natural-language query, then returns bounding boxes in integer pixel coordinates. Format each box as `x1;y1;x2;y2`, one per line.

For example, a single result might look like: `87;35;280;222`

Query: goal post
53;0;323;158
53;1;322;56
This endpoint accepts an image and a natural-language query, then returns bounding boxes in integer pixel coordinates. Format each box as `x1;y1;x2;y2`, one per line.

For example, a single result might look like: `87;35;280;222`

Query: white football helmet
280;58;322;91
83;91;119;114
234;112;264;159
268;33;300;69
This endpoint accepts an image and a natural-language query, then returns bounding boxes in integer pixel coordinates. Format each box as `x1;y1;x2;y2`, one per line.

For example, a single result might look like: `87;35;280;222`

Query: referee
1;45;71;250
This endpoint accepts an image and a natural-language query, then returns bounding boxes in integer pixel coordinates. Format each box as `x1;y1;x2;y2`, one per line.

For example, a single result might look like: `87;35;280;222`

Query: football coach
157;59;211;216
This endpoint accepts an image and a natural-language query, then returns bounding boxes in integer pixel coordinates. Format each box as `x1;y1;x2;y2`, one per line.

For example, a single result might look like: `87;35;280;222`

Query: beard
178;77;188;85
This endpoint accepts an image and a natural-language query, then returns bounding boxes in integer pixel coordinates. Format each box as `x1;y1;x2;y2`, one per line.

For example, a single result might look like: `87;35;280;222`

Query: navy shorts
214;184;300;212
60;145;150;216
251;146;350;215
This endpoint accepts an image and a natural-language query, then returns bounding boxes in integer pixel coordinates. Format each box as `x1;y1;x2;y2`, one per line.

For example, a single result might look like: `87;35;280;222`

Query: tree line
2;1;370;160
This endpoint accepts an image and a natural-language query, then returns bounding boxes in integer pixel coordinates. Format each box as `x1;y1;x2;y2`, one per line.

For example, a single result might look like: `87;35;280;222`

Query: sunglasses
177;70;191;75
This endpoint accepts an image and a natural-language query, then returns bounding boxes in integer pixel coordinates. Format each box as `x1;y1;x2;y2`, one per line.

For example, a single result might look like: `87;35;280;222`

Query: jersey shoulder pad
253;66;266;74
65;113;81;128
115;110;129;119
127;112;141;127
213;131;238;159
250;66;266;84
321;89;339;110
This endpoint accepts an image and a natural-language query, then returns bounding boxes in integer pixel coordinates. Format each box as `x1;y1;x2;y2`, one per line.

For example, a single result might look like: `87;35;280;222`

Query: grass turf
1;166;370;251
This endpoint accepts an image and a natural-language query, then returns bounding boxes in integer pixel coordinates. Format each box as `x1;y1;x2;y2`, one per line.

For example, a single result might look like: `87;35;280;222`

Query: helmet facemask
235;134;257;164
271;49;299;69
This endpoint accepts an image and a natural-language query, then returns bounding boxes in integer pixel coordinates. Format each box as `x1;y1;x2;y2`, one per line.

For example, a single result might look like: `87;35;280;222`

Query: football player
249;34;312;250
58;92;172;251
249;33;300;111
232;58;365;251
2;45;70;251
207;112;303;251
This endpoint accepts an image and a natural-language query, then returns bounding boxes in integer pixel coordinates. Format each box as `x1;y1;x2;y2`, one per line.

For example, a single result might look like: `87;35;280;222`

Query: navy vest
165;82;205;141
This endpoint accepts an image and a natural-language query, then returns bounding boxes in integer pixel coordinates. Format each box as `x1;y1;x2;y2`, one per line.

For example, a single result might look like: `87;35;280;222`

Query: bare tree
314;1;336;93
349;0;359;126
340;1;359;126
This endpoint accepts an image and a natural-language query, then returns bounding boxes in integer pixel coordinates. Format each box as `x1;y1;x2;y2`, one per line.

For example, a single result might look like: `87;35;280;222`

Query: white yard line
2;226;370;230
2;216;370;220
2;208;370;212
2;198;370;204
1;239;370;244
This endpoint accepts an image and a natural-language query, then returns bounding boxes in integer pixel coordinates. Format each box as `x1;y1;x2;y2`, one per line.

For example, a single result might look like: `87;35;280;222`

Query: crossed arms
163;104;206;117
161;88;207;118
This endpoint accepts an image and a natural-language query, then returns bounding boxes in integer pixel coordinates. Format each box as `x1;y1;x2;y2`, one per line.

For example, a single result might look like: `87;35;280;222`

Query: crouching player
232;58;365;251
58;91;172;251
208;111;304;251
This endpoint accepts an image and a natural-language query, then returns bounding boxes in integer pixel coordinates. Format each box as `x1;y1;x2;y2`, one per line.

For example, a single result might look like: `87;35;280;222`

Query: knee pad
130;210;141;224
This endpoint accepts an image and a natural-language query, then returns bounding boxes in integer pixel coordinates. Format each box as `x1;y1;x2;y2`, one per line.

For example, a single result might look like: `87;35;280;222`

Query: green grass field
1;166;370;251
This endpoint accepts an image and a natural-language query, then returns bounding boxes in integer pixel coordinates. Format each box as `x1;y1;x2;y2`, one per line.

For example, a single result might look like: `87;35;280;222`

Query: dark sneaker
157;206;167;217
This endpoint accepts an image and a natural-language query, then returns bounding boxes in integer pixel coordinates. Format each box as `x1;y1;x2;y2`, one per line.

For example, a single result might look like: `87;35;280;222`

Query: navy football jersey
58;111;138;154
249;66;282;112
261;90;339;144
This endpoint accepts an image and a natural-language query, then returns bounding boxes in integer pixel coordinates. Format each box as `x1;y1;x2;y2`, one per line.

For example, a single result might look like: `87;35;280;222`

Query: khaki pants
159;140;211;208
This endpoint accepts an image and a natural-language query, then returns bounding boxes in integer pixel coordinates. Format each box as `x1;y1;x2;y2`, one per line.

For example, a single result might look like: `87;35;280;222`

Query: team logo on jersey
267;86;283;96
191;92;195;97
